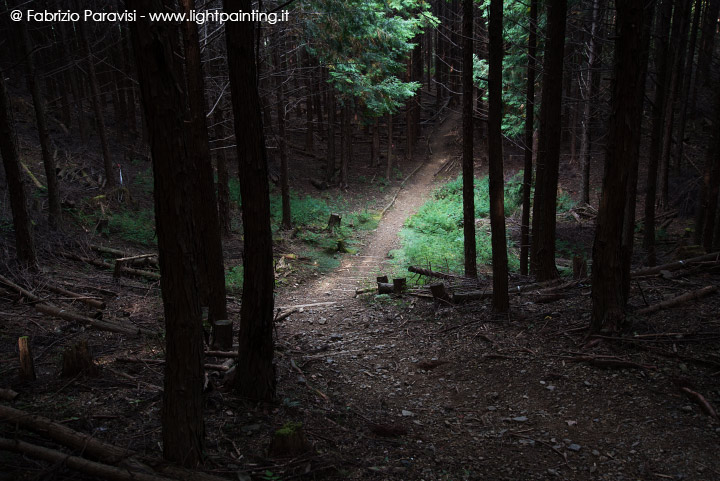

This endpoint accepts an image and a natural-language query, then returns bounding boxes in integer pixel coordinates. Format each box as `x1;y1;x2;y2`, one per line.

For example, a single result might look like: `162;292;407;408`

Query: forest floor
1;104;720;481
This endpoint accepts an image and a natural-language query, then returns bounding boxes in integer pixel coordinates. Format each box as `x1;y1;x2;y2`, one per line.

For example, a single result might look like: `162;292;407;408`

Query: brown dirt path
279;110;461;305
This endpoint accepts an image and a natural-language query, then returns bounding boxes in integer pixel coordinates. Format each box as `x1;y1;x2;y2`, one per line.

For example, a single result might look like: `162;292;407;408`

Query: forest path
278;110;461;307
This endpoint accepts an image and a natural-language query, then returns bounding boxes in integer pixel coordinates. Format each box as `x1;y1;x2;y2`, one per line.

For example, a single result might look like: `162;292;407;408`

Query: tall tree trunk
303;50;314;154
488;0;509;311
692;0;720;108
673;0;703;172
386;113;393;180
462;0;478;279
643;0;673;266
371;118;380;167
659;0;693;208
701;87;720;250
214;107;232;236
406;36;422;161
0;69;38;269
591;0;652;333
530;0;568;281
20;23;61;229
128;0;205;466
224;0;276;401
274;48;291;229
520;0;538;276
77;18;116;189
180;0;228;323
326;86;336;182
579;0;604;205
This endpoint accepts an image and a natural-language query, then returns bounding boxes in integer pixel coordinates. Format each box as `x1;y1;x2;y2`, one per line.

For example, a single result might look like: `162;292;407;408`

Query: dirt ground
2;100;720;481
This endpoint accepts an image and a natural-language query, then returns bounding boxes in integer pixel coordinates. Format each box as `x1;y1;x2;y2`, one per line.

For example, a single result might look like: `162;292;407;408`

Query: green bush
225;265;244;293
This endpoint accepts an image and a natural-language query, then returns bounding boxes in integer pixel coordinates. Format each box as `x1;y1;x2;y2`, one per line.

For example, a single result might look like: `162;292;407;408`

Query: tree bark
488;0;509;311
128;0;206;465
20;23;61;229
224;0;276;401
274;47;291;229
0;69;38;268
326;86;336;182
591;0;652;333
530;0;568;281
643;0;673;266
213;107;232;236
462;0;478;279
520;0;538;276
180;0;228;323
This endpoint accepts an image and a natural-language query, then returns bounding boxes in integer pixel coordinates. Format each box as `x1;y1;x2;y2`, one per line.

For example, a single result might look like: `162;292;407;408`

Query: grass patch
108;209;156;245
225;265;244;293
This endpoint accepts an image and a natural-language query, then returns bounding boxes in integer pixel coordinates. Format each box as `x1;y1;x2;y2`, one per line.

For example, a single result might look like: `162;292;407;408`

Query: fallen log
89;245;127;257
631;252;720;277
452;290;492;304
636;285;718;315
354;287;375;297
62;252;160;280
408;266;459;280
0;437;175;481
0;388;18;401
43;283;106;309
377;282;394;294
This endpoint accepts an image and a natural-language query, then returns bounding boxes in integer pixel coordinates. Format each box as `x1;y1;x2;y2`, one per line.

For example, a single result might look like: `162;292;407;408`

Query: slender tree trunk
180;0;228;323
488;0;509;310
530;0;568;281
371;118;380;167
643;0;673;266
224;0;276;401
214;107;232;236
462;0;478;279
692;0;720;109
386;113;393;180
20;23;61;229
0;69;38;269
520;0;538;276
128;0;205;466
701;87;720;250
591;0;652;333
274;48;291;229
673;0;703;172
303;50;314;154
77;18;116;189
326;86;335;182
406;36;422;161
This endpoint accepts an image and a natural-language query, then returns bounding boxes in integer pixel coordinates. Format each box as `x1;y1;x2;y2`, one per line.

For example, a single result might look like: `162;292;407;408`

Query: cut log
637;285;718;315
61;340;98;378
452;291;492;304
18;336;36;381
211;320;233;350
631;252;720;277
354;287;376;297
408;266;458;280
429;283;451;302
376;275;389;283
0;406;228;481
0;388;18;401
377;282;394;294
90;245;127;257
0;274;40;303
393;278;407;294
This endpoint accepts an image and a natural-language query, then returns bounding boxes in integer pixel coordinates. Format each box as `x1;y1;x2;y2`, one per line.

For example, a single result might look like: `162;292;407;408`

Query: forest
0;0;719;479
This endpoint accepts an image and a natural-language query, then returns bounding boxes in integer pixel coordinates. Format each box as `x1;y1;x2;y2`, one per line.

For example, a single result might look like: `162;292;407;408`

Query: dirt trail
280;111;460;306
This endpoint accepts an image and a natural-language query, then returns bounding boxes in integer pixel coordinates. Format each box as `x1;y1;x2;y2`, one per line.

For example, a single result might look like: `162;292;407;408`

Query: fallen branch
631;252;720;277
680;387;718;419
42;283;106;309
115;357;229;371
408;266;459;280
0;405;228;481
636;285;717;315
0;437;174;481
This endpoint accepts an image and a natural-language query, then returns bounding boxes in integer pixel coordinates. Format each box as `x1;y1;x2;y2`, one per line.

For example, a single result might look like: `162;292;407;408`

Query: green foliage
108;209;156;245
225;265;244;293
132;167;153;194
301;0;434;117
556;190;577;213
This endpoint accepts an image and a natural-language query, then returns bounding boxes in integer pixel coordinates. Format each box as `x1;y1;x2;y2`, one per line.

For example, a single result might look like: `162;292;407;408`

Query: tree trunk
520;0;538;276
303;50;314;154
579;0;603;205
128;0;205;466
530;0;567;281
643;0;673;266
0;69;38;268
591;0;652;333
224;0;276;402
20;23;61;229
406;36;422;161
213;108;232;236
326;86;335;182
371;118;380;167
386;113;393;180
701;87;720;251
692;0;720;109
274;47;291;229
488;0;509;311
673;0;703;172
462;0;478;279
77;16;116;189
180;0;228;323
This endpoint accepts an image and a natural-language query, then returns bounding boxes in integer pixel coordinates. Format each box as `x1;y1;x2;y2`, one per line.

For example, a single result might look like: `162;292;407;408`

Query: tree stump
268;422;311;457
211;320;233;350
376;275;389;284
327;213;341;231
61;340;98;378
430;283;450;302
18;336;36;381
393;278;407;294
